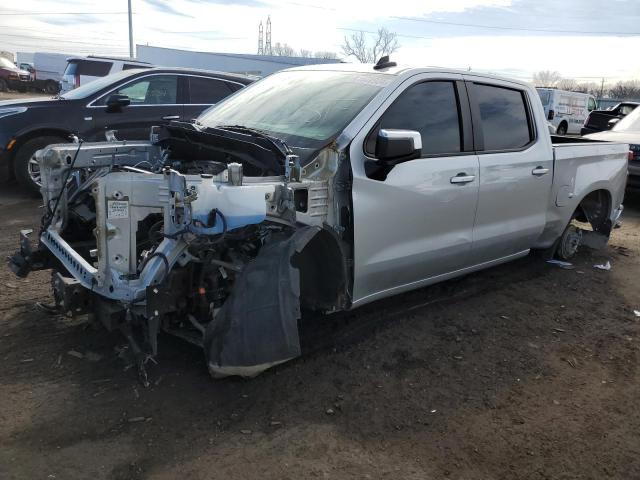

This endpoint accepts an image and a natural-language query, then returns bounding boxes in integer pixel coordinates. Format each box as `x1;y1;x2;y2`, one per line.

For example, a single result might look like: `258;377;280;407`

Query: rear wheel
0;78;7;92
556;122;568;135
13;136;68;194
556;224;582;260
44;80;59;95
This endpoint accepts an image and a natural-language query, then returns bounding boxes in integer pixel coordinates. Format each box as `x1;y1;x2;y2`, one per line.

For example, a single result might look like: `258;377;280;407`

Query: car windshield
0;57;16;69
537;89;551;106
60;69;146;100
197;70;393;158
613;105;640;132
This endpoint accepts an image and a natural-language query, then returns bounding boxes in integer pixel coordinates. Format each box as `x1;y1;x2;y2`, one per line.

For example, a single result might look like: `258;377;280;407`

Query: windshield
613;105;640;132
197;70;392;157
0;57;16;69
537;89;551;106
61;69;146;100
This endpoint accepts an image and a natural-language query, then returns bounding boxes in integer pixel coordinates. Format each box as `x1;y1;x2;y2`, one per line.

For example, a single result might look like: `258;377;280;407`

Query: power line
0;32;126;47
338;27;433;40
392;16;640;36
0;11;132;16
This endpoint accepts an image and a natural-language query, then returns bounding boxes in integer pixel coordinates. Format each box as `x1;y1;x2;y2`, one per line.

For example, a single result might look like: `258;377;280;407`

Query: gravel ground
0;182;639;480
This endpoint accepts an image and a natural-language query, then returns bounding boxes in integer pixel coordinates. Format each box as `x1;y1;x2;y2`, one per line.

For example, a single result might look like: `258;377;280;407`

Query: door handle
162;115;180;120
532;166;550;176
450;173;476;184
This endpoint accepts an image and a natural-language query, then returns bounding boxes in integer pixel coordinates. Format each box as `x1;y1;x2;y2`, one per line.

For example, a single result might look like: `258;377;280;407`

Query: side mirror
375;129;422;164
106;94;130;111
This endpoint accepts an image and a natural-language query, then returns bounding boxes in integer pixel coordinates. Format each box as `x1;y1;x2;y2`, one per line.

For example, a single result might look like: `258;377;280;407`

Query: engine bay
9;124;352;383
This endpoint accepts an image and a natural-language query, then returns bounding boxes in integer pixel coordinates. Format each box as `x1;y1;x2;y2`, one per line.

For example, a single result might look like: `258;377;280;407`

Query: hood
584;130;640;144
0;65;29;75
0;97;66;109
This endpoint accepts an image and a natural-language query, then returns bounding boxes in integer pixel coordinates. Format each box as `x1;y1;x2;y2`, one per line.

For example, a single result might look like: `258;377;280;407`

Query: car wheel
556;122;568;135
556;224;582;260
13;136;67;194
0;78;7;92
44;80;59;95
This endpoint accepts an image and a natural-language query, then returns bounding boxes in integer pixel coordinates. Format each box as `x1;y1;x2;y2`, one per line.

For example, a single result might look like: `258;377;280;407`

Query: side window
588;98;597;111
366;81;462;157
473;83;533;151
77;60;112;77
188;76;234;104
98;75;178;105
621;105;635;115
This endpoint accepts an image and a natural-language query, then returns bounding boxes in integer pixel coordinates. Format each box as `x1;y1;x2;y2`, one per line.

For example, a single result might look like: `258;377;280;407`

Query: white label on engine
107;200;129;219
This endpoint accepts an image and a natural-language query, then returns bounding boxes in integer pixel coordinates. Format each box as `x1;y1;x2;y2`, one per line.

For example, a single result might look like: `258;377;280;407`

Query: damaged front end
8;124;352;382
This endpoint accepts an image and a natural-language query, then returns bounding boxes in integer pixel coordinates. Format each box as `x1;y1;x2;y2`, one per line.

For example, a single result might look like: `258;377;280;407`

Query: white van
60;56;152;93
536;88;597;135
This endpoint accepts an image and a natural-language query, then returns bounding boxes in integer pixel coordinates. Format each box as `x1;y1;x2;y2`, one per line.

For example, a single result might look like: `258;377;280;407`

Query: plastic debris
634;310;640;318
67;350;84;359
546;259;574;269
593;261;611;271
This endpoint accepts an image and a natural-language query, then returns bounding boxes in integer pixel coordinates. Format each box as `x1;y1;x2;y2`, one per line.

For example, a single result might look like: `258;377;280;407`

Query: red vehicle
0;57;31;92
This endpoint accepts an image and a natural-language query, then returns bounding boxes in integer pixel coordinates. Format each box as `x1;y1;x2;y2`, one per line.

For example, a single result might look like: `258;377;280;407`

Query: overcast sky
1;0;639;81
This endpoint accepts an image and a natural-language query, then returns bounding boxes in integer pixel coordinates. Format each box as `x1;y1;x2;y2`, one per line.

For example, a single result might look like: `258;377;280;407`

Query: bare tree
314;51;339;60
272;42;296;57
532;70;562;88
608;80;640;100
574;81;601;96
556;78;579;91
341;28;400;63
298;49;313;58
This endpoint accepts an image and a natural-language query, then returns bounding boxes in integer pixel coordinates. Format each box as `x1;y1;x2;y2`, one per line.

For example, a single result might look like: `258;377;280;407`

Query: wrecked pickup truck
8;61;628;382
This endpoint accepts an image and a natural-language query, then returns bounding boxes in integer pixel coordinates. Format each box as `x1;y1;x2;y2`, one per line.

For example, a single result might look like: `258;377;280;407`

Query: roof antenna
374;55;397;70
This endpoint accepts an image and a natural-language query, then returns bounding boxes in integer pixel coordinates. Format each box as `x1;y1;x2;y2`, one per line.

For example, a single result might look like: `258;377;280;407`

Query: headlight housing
0;107;27;119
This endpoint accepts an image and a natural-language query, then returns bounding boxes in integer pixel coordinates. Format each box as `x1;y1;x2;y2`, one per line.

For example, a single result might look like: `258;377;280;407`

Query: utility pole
258;21;264;55
128;0;134;58
265;16;272;56
599;77;605;100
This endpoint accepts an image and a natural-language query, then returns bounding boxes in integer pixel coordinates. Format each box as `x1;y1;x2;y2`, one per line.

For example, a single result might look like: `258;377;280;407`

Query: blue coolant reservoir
187;181;274;235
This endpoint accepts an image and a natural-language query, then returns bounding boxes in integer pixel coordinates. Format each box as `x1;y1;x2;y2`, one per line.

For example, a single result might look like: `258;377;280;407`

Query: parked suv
581;102;639;135
60;56;153;93
0;57;31;92
0;67;253;192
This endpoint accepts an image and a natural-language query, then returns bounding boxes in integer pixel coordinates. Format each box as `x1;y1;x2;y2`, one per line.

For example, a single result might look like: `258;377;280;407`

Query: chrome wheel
28;155;41;187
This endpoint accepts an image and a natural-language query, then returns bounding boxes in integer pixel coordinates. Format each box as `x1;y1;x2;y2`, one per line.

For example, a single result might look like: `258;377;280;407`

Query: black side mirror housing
375;129;422;164
106;94;130;111
607;118;620;129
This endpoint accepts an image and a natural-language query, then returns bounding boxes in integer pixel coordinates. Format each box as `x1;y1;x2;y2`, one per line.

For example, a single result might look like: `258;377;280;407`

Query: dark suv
0;67;253;192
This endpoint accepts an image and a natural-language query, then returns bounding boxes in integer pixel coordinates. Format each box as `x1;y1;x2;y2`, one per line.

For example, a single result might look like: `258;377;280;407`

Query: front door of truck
463;77;553;264
350;75;480;306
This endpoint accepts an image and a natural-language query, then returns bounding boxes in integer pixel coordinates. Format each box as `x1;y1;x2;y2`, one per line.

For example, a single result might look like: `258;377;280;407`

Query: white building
136;45;341;77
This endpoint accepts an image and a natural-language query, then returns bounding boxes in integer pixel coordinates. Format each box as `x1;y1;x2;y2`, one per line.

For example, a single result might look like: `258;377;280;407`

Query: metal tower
258;21;264;55
265;16;272;56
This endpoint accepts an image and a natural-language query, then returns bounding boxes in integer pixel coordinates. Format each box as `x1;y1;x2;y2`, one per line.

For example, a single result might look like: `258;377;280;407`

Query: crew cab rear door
88;73;185;141
464;76;553;263
350;74;479;305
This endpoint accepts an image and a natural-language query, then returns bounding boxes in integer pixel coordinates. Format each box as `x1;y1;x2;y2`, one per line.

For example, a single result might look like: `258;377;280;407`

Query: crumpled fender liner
204;226;321;378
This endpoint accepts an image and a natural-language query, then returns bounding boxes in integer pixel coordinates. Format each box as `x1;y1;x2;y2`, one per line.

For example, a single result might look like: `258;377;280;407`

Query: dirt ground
0;181;639;480
0;91;49;101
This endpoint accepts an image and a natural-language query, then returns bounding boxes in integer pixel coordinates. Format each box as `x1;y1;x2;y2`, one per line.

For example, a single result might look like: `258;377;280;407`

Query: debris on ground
240;429;252;434
127;417;146;423
634;310;640;318
546;259;574;269
67;350;84;359
325;408;335;415
593;261;612;271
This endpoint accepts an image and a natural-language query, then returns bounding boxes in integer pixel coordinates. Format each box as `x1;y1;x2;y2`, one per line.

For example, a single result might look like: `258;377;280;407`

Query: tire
556;224;582;260
44;80;59;95
13;136;68;194
0;78;7;92
556;122;568;135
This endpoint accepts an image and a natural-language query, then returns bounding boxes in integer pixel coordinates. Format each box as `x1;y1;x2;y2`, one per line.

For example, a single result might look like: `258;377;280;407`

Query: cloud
38;14;106;26
144;0;195;18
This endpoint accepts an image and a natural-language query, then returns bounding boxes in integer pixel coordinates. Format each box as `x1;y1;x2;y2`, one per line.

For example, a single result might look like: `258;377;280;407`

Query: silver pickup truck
9;60;628;382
